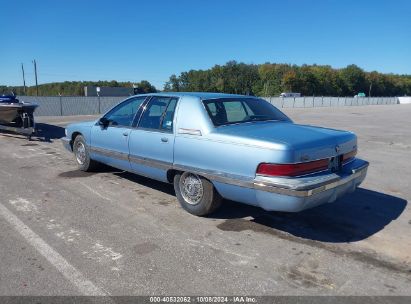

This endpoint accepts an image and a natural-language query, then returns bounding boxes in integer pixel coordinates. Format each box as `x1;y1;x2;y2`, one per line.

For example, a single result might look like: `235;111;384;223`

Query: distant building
84;86;134;97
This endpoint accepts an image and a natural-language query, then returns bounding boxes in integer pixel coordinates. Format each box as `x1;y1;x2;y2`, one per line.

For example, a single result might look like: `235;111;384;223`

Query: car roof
134;92;254;100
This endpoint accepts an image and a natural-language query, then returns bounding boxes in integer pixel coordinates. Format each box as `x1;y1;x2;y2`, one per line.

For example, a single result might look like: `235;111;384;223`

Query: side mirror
98;117;110;128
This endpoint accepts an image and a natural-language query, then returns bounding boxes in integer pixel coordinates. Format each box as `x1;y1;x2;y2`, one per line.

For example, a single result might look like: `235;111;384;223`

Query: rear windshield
203;98;290;126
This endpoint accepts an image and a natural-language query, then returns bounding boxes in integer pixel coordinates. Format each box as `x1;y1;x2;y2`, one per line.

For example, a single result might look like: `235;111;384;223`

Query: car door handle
123;132;129;136
161;137;168;142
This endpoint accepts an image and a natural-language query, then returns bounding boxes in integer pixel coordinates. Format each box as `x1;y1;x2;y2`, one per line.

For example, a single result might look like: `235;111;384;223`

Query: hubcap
179;172;204;205
75;141;87;165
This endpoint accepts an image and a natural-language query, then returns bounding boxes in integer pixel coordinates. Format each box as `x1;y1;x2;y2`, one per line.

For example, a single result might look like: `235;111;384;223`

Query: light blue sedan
62;93;368;216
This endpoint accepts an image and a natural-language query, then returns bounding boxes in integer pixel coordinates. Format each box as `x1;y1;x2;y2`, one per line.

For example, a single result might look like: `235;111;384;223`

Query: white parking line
0;202;108;296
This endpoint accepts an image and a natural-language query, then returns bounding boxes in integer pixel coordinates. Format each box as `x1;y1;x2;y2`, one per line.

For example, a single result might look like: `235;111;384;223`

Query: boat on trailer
0;95;38;139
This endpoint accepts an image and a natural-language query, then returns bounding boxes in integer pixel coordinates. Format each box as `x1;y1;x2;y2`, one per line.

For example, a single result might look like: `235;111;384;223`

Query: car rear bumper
253;158;368;212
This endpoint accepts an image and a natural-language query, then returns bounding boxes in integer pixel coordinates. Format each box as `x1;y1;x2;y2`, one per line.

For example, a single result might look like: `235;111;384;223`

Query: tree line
0;80;157;96
164;61;411;97
2;61;410;97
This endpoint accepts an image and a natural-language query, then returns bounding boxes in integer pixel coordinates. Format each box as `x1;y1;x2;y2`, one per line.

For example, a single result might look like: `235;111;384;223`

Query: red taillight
342;149;357;163
257;159;329;177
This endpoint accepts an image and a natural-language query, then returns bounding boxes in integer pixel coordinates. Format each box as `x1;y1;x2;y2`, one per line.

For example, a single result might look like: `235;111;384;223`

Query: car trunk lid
214;121;357;163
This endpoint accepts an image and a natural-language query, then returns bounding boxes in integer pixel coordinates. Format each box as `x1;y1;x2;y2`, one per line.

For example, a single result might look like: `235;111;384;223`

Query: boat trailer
0;96;38;140
0;115;36;140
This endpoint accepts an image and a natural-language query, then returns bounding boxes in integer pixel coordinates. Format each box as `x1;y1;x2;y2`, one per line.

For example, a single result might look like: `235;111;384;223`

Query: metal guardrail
17;96;399;117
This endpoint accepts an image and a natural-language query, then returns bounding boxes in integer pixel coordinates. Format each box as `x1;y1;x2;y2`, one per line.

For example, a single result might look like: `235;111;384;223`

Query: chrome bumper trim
253;162;369;197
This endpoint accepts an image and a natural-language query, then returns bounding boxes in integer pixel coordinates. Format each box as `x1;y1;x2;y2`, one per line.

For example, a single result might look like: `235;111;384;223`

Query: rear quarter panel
174;135;289;179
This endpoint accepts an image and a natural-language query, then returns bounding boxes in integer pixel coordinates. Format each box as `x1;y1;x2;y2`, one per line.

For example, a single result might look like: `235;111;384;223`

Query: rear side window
203;98;290;126
138;97;178;131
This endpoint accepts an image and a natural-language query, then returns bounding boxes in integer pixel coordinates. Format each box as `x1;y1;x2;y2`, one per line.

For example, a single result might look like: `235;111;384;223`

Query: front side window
138;97;178;131
203;98;291;126
105;97;146;127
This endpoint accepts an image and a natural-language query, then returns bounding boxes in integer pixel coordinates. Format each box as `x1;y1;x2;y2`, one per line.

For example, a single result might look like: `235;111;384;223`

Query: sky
1;0;410;89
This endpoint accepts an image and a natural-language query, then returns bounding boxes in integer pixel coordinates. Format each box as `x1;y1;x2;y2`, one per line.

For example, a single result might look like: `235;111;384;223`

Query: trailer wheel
73;135;99;171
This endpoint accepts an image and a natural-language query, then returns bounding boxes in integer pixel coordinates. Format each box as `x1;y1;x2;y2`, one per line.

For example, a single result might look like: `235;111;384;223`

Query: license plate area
329;156;342;172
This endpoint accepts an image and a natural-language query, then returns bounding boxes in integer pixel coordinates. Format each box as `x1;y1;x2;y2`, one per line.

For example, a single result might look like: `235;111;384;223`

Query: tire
72;135;99;172
173;172;222;216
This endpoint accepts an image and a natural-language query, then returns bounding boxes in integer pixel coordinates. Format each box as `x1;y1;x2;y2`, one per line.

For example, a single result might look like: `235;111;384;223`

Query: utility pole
21;63;26;94
369;82;372;97
33;59;39;96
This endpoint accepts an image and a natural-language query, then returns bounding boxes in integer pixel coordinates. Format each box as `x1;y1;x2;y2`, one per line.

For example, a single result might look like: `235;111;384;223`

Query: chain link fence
17;95;399;117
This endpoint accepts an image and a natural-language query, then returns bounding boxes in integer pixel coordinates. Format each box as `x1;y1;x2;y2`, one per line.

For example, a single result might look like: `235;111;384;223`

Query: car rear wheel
173;172;222;216
73;135;99;172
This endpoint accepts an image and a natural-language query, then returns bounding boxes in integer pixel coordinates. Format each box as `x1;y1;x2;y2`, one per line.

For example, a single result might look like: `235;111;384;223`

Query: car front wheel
173;172;222;216
73;135;99;172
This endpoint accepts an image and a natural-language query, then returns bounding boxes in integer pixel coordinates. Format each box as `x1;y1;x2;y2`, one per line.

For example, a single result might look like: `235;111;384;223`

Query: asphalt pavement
0;105;410;296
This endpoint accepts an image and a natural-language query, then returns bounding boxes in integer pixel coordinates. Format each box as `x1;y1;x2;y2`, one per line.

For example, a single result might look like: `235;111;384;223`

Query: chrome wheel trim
179;172;204;205
75;141;87;165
